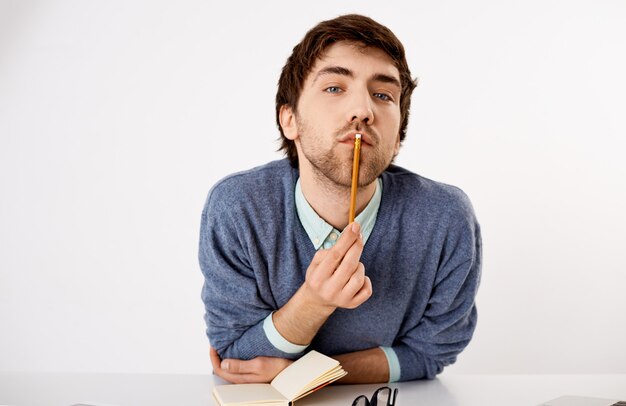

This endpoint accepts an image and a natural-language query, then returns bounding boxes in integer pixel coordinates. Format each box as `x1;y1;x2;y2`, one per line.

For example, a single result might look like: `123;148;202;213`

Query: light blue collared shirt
295;177;382;249
262;177;401;382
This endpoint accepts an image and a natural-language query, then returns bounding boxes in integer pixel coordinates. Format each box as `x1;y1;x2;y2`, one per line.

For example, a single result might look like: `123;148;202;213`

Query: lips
337;132;374;146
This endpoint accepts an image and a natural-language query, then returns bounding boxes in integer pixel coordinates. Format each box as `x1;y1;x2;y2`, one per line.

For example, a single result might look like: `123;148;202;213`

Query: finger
211;350;250;382
340;262;366;299
221;357;261;375
330;236;364;286
305;249;329;281
209;347;222;373
335;222;361;251
316;222;361;278
211;354;267;384
214;368;263;384
306;249;329;276
346;275;373;309
311;248;329;265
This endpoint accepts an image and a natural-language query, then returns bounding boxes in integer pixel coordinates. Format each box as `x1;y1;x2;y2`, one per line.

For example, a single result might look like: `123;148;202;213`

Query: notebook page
213;383;287;405
271;351;341;401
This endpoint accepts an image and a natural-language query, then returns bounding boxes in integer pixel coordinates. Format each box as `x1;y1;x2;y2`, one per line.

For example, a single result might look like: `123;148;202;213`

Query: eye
374;92;393;102
324;86;343;94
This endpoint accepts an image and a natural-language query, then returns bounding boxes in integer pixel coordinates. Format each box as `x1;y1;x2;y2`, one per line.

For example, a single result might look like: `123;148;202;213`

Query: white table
1;373;624;406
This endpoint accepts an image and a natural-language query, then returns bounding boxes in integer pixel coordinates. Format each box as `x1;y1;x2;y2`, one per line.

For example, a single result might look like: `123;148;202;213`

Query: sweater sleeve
393;214;482;381
198;187;302;361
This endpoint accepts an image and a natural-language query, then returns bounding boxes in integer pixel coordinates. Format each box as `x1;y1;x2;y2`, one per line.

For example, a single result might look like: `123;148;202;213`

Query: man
199;14;481;384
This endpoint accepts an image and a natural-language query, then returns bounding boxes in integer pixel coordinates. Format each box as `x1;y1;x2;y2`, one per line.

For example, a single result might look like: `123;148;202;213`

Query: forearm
272;285;335;345
332;347;390;384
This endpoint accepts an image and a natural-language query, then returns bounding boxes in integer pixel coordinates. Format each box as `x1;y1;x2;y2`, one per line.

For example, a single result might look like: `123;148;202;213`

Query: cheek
391;109;401;131
378;105;400;125
380;110;401;143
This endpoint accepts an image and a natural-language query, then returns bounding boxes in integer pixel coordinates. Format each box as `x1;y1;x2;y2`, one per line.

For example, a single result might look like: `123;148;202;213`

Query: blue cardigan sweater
199;159;481;381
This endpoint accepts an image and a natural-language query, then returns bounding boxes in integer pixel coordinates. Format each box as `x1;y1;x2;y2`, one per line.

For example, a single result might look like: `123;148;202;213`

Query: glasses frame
351;386;399;406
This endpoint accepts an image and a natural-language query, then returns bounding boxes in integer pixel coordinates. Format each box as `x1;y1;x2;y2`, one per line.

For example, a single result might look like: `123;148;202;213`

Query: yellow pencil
348;134;362;224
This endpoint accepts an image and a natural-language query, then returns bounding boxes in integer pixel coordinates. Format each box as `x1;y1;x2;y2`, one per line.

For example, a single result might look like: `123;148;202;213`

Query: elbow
419;355;451;380
396;346;456;381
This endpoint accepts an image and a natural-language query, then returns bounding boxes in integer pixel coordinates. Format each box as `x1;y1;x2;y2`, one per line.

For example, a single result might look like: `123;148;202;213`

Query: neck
299;161;377;231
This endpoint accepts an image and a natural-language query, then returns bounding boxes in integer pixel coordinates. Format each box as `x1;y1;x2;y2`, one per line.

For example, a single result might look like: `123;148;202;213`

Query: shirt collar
295;177;383;249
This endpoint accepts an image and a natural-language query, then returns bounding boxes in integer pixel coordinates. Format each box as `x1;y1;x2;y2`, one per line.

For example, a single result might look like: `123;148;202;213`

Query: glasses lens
352;395;370;406
389;388;398;406
371;386;392;406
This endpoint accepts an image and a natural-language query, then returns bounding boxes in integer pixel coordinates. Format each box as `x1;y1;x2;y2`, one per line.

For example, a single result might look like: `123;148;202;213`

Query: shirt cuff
380;346;401;382
262;312;309;354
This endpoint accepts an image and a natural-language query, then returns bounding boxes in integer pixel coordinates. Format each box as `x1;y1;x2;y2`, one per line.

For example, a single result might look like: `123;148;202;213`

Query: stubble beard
296;118;393;190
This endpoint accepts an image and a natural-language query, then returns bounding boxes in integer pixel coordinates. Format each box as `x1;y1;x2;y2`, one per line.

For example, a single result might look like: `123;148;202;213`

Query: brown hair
276;14;418;167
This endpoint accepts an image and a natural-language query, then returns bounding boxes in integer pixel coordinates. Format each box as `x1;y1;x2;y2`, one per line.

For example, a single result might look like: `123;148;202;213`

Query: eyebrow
313;66;353;82
371;73;402;90
313;65;401;89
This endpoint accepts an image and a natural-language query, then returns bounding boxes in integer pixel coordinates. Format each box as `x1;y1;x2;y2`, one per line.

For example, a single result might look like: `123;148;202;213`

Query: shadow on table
297;378;458;406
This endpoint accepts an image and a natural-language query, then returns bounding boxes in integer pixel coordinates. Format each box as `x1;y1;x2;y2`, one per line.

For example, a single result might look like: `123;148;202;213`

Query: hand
210;347;293;384
267;223;373;350
303;222;372;310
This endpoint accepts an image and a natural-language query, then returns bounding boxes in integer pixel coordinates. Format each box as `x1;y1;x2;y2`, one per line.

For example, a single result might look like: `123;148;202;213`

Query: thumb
221;358;253;374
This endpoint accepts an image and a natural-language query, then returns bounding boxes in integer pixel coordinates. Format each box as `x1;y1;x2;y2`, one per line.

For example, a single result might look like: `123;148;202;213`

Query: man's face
284;41;402;188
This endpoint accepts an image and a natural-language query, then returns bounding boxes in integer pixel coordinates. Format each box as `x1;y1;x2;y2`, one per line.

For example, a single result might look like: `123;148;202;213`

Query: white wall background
1;0;625;375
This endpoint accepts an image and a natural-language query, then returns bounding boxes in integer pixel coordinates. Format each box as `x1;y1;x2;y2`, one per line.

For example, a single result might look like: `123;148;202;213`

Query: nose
346;88;374;127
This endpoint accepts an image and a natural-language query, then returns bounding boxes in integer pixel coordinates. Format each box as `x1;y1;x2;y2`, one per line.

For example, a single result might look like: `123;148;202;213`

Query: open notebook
213;350;347;406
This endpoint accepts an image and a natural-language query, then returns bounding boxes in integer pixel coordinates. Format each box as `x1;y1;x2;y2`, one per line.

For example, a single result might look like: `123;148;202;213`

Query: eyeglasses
351;386;398;406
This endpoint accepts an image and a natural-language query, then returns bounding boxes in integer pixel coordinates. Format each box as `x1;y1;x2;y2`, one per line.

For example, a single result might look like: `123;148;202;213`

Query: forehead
307;41;400;81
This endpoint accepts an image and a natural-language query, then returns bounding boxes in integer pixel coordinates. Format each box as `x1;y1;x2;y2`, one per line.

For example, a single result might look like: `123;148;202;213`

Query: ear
279;105;298;140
